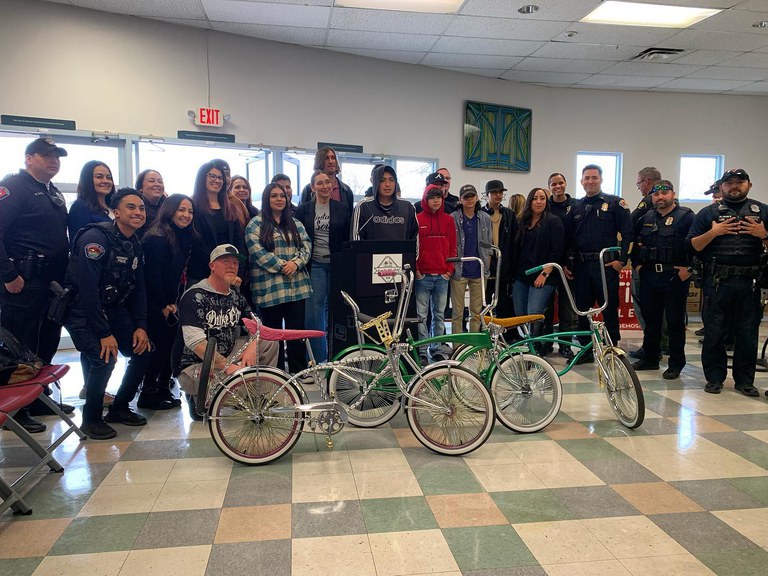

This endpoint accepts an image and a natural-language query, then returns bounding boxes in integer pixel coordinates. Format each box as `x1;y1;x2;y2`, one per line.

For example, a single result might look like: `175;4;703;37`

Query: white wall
2;0;768;206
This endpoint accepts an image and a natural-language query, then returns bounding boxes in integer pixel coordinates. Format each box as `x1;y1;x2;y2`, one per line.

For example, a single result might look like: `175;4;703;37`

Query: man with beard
688;169;768;398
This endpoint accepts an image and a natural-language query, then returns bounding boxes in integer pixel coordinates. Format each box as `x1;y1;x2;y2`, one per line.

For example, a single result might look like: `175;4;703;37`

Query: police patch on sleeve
0;186;9;201
619;199;629;209
84;243;105;259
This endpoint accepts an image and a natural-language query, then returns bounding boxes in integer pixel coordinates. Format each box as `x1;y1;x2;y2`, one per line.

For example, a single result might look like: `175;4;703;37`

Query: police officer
565;164;633;362
64;188;153;439
482;179;516;318
0;137;72;433
688;169;768;398
630;180;694;379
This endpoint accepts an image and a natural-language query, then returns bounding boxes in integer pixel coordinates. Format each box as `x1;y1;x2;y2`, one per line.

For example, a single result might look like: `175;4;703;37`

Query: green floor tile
490;490;574;524
696;548;768;576
49;513;148;555
738;450;768;470
558;438;630;461
0;558;42;576
727;477;768;505
584;420;651;438
443;525;537;571
415;467;483;495
360;497;437;533
498;432;551;443
230;459;292;479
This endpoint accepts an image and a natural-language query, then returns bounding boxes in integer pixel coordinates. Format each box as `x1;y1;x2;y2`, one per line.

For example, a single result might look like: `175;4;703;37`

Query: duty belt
706;263;761;278
645;263;677;273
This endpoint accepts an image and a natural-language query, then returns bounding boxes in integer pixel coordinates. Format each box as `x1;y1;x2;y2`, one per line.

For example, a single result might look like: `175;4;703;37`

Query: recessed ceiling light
518;5;539;15
581;1;720;28
753;21;768;28
334;0;463;13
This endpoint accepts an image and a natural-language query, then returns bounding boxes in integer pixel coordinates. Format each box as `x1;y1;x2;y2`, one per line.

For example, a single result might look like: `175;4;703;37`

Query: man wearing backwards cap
0;137;72;433
177;244;278;421
688;169;768;399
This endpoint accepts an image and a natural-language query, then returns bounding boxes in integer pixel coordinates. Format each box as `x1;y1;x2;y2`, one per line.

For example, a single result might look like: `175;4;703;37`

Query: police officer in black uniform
64;188;153;439
0;137;72;433
565;164;633;362
630;180;694;379
688;169;768;398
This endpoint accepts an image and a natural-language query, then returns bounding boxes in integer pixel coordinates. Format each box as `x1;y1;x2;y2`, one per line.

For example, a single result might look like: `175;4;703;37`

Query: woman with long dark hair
295;170;350;362
135;169;166;237
137;194;196;410
67;160;115;243
245;182;311;373
187;160;246;285
513;187;564;352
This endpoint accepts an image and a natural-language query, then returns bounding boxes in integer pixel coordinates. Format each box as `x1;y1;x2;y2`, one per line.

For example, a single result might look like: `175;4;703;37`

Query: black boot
186;393;203;421
137;385;175;410
530;321;547;356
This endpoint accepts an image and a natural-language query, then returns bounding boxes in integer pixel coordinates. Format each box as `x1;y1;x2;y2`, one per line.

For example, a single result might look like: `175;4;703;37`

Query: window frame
575;151;623;198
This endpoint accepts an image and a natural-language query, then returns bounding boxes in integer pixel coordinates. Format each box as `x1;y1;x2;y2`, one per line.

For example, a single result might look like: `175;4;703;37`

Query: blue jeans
513;281;555;316
415;274;449;357
305;262;330;362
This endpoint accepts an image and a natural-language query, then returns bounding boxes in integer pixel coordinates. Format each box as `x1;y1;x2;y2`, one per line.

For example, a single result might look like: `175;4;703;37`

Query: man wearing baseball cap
688;168;768;398
0;137;72;432
481;180;516;318
414;170;457;215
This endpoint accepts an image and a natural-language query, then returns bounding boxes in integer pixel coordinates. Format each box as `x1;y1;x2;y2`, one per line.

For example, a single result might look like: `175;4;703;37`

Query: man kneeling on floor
177;244;279;420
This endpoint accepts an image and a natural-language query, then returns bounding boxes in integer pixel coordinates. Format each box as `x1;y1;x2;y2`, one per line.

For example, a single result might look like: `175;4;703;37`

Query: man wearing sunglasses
688;169;768;398
0;137;72;433
630;181;694;380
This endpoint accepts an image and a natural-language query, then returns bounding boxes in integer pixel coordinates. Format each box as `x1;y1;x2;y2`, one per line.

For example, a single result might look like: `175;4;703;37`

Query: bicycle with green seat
466;246;645;429
331;248;563;434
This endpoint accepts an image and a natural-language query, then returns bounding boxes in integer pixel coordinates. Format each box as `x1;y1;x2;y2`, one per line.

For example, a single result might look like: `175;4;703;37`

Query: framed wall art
463;100;532;172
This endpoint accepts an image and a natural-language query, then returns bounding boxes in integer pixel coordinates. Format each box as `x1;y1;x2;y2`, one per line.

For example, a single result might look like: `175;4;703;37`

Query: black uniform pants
701;275;761;387
0;282;61;364
66;307;153;424
142;306;176;391
573;261;621;345
639;269;688;371
486;278;514;318
543;281;579;349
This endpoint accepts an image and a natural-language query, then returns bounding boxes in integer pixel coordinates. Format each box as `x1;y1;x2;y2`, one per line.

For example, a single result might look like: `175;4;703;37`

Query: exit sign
194;107;224;127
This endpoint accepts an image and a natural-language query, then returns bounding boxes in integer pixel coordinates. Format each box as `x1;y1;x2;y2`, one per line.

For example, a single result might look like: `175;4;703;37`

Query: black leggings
260;301;307;374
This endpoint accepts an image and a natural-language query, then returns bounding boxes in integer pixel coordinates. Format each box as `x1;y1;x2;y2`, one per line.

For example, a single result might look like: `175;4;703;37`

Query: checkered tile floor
2;326;768;576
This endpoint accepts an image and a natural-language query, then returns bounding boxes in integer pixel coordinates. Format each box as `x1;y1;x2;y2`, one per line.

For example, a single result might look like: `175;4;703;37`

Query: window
395;159;437;202
576;152;623;198
679;154;723;202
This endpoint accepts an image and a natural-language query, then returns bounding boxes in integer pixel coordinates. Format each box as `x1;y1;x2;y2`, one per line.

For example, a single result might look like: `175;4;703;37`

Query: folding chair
0;365;86;515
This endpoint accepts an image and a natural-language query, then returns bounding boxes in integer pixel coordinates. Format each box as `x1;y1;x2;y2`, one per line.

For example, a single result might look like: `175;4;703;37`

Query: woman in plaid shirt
245;182;311;373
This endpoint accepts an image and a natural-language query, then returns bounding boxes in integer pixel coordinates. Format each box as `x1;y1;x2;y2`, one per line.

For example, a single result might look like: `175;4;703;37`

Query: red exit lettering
196;108;223;127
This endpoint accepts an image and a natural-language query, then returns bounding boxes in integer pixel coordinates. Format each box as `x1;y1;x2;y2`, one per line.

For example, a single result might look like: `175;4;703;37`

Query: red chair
0;364;85;515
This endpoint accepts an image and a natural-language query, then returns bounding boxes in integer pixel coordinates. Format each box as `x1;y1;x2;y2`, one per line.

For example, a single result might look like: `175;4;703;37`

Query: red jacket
416;186;457;276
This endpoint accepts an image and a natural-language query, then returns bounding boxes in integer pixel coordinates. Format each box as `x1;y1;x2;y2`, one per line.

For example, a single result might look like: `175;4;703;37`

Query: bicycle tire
601;349;645;429
449;343;470;361
195;337;217;416
208;369;304;465
491;353;562;433
405;365;494;456
327;348;401;428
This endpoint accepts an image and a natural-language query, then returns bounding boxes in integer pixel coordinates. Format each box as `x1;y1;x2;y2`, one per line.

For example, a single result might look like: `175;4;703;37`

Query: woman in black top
137;194;196;410
229;175;259;220
513;188;564;349
187;160;246;285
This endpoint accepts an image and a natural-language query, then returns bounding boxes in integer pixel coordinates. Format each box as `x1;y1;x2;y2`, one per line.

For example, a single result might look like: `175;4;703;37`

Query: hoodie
416;186;457;276
350;165;418;242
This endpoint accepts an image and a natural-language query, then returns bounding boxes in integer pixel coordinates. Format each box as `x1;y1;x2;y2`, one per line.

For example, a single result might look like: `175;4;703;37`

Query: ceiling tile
430;36;544;57
442;16;569;41
673;49;745;65
459;0;601;21
600;61;704;77
692;8;768;33
554;22;679;46
244;0;333;5
440;67;506;78
577;75;670;88
421;53;523;68
663;29;768;51
326;29;437;51
730;81;768;92
204;0;330;27
513;57;614;73
629;0;741;7
736;1;768;10
652;78;755;91
685;65;768;80
71;0;207;18
717;51;768;66
329;7;453;34
210;22;328;44
149;17;211;29
500;70;592;84
531;42;646;61
326;47;425;65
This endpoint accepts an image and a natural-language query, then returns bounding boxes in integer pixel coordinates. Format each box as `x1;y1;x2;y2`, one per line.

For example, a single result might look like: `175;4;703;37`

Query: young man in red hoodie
415;184;457;365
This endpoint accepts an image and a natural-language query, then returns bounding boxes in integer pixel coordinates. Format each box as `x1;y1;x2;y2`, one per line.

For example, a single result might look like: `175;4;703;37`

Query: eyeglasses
651;185;673;192
636;178;648;188
207;173;224;183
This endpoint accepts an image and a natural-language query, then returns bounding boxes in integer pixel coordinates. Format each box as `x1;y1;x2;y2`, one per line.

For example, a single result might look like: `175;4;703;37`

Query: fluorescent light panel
581;1;720;28
334;0;463;14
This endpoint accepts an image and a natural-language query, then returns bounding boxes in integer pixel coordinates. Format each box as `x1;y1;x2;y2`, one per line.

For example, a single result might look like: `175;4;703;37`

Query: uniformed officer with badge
0;137;72;433
64;188;153;439
630;180;694;379
565;164;633;362
687;169;768;398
